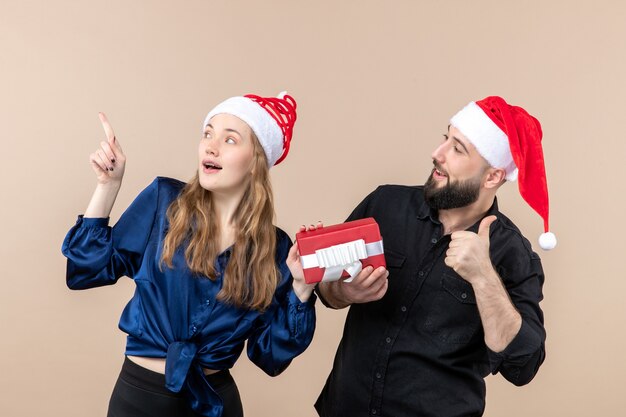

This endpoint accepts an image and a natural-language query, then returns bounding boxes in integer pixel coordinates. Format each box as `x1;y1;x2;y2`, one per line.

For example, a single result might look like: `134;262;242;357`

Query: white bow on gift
300;239;384;282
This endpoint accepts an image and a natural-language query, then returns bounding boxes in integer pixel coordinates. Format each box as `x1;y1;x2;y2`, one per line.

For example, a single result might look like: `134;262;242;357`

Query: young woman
61;93;316;417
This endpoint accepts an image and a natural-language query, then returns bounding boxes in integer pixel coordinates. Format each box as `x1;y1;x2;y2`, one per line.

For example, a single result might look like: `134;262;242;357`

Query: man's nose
431;142;446;163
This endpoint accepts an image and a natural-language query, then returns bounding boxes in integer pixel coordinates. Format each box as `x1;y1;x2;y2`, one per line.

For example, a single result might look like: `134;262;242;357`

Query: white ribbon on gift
300;239;384;282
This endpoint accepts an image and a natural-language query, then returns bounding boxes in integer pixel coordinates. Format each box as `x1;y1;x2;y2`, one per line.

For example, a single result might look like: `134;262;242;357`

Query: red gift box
296;217;386;284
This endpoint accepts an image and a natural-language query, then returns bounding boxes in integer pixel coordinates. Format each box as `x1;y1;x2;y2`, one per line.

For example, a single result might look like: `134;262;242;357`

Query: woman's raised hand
89;113;126;185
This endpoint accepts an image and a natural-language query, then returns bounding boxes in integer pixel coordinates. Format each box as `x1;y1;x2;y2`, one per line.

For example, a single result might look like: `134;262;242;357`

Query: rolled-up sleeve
488;257;546;385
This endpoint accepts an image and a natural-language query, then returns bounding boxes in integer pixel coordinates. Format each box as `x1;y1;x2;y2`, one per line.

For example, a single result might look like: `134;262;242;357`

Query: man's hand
339;265;389;304
318;265;389;309
445;215;523;352
445;216;497;284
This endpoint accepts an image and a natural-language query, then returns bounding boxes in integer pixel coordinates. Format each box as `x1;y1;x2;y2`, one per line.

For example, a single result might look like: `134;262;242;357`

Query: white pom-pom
277;91;287;99
538;232;557;250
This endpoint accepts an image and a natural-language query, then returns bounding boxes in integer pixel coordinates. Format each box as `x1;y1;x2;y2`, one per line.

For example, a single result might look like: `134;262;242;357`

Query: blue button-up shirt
62;177;316;417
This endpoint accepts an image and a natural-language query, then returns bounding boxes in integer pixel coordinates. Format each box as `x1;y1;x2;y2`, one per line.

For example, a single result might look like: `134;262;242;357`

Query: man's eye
443;134;449;141
203;131;211;138
454;146;462;154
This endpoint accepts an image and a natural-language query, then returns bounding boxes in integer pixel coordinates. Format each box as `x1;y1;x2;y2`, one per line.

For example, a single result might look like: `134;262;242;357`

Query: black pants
107;357;243;417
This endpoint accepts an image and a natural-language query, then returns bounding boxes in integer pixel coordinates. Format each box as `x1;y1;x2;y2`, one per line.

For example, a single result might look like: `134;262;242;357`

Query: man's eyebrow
452;136;469;154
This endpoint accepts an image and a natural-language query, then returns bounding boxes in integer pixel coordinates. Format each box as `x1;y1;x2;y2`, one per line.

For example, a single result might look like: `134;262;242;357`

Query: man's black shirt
315;185;546;417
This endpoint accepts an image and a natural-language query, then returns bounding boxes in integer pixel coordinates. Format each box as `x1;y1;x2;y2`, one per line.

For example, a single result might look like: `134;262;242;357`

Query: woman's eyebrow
224;128;242;136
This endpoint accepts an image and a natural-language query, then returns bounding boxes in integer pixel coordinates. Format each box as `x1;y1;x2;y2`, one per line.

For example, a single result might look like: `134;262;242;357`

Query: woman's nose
205;140;219;155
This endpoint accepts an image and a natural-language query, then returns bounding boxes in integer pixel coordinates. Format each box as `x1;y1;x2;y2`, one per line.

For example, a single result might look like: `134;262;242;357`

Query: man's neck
438;196;495;235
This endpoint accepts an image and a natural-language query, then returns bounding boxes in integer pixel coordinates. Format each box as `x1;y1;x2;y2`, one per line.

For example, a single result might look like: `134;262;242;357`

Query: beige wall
1;1;624;416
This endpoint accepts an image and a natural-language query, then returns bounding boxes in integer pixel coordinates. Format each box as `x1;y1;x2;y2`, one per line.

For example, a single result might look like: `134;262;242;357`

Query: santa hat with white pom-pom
450;96;556;250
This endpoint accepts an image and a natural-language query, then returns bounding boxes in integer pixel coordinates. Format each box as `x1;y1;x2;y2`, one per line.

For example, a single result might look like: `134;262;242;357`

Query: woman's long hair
161;136;279;311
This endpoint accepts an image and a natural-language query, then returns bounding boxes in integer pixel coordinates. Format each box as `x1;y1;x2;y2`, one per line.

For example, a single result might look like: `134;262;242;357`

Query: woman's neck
211;189;244;224
211;190;244;253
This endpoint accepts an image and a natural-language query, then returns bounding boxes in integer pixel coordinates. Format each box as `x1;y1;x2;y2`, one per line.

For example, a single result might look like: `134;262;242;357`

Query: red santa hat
450;96;556;250
203;91;297;166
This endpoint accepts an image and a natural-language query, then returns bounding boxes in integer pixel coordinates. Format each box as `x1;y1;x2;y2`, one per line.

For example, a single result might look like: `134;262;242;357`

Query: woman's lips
202;159;222;174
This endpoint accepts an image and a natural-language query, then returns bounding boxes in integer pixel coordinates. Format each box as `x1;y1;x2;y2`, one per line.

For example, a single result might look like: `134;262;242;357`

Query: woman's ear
484;167;506;189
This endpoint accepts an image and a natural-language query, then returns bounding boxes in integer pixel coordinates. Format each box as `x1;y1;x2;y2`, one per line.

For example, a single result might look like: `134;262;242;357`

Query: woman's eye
454;146;462;154
226;137;236;144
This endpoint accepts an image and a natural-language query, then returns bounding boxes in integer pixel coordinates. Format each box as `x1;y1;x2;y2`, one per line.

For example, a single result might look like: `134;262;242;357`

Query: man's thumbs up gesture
445;215;497;284
444;215;524;352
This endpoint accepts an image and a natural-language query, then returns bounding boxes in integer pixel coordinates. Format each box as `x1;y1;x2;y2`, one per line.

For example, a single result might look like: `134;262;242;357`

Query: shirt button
191;325;197;333
431;238;437;244
386;337;391;343
461;293;468;299
205;299;211;306
418;271;424;277
375;372;382;379
401;306;407;312
371;410;377;415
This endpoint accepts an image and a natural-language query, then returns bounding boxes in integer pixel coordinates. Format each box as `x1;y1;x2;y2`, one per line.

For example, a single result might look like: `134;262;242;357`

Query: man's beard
424;166;482;210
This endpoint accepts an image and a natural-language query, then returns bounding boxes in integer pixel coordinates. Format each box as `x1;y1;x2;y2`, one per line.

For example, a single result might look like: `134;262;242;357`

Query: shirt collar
417;197;500;232
417;200;440;224
467;197;500;233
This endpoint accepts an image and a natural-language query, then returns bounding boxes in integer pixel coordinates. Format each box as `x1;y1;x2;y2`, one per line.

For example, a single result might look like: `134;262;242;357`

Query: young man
315;96;554;417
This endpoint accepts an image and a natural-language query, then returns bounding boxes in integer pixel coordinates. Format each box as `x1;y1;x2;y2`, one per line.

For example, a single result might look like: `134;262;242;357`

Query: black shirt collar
417;197;500;232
